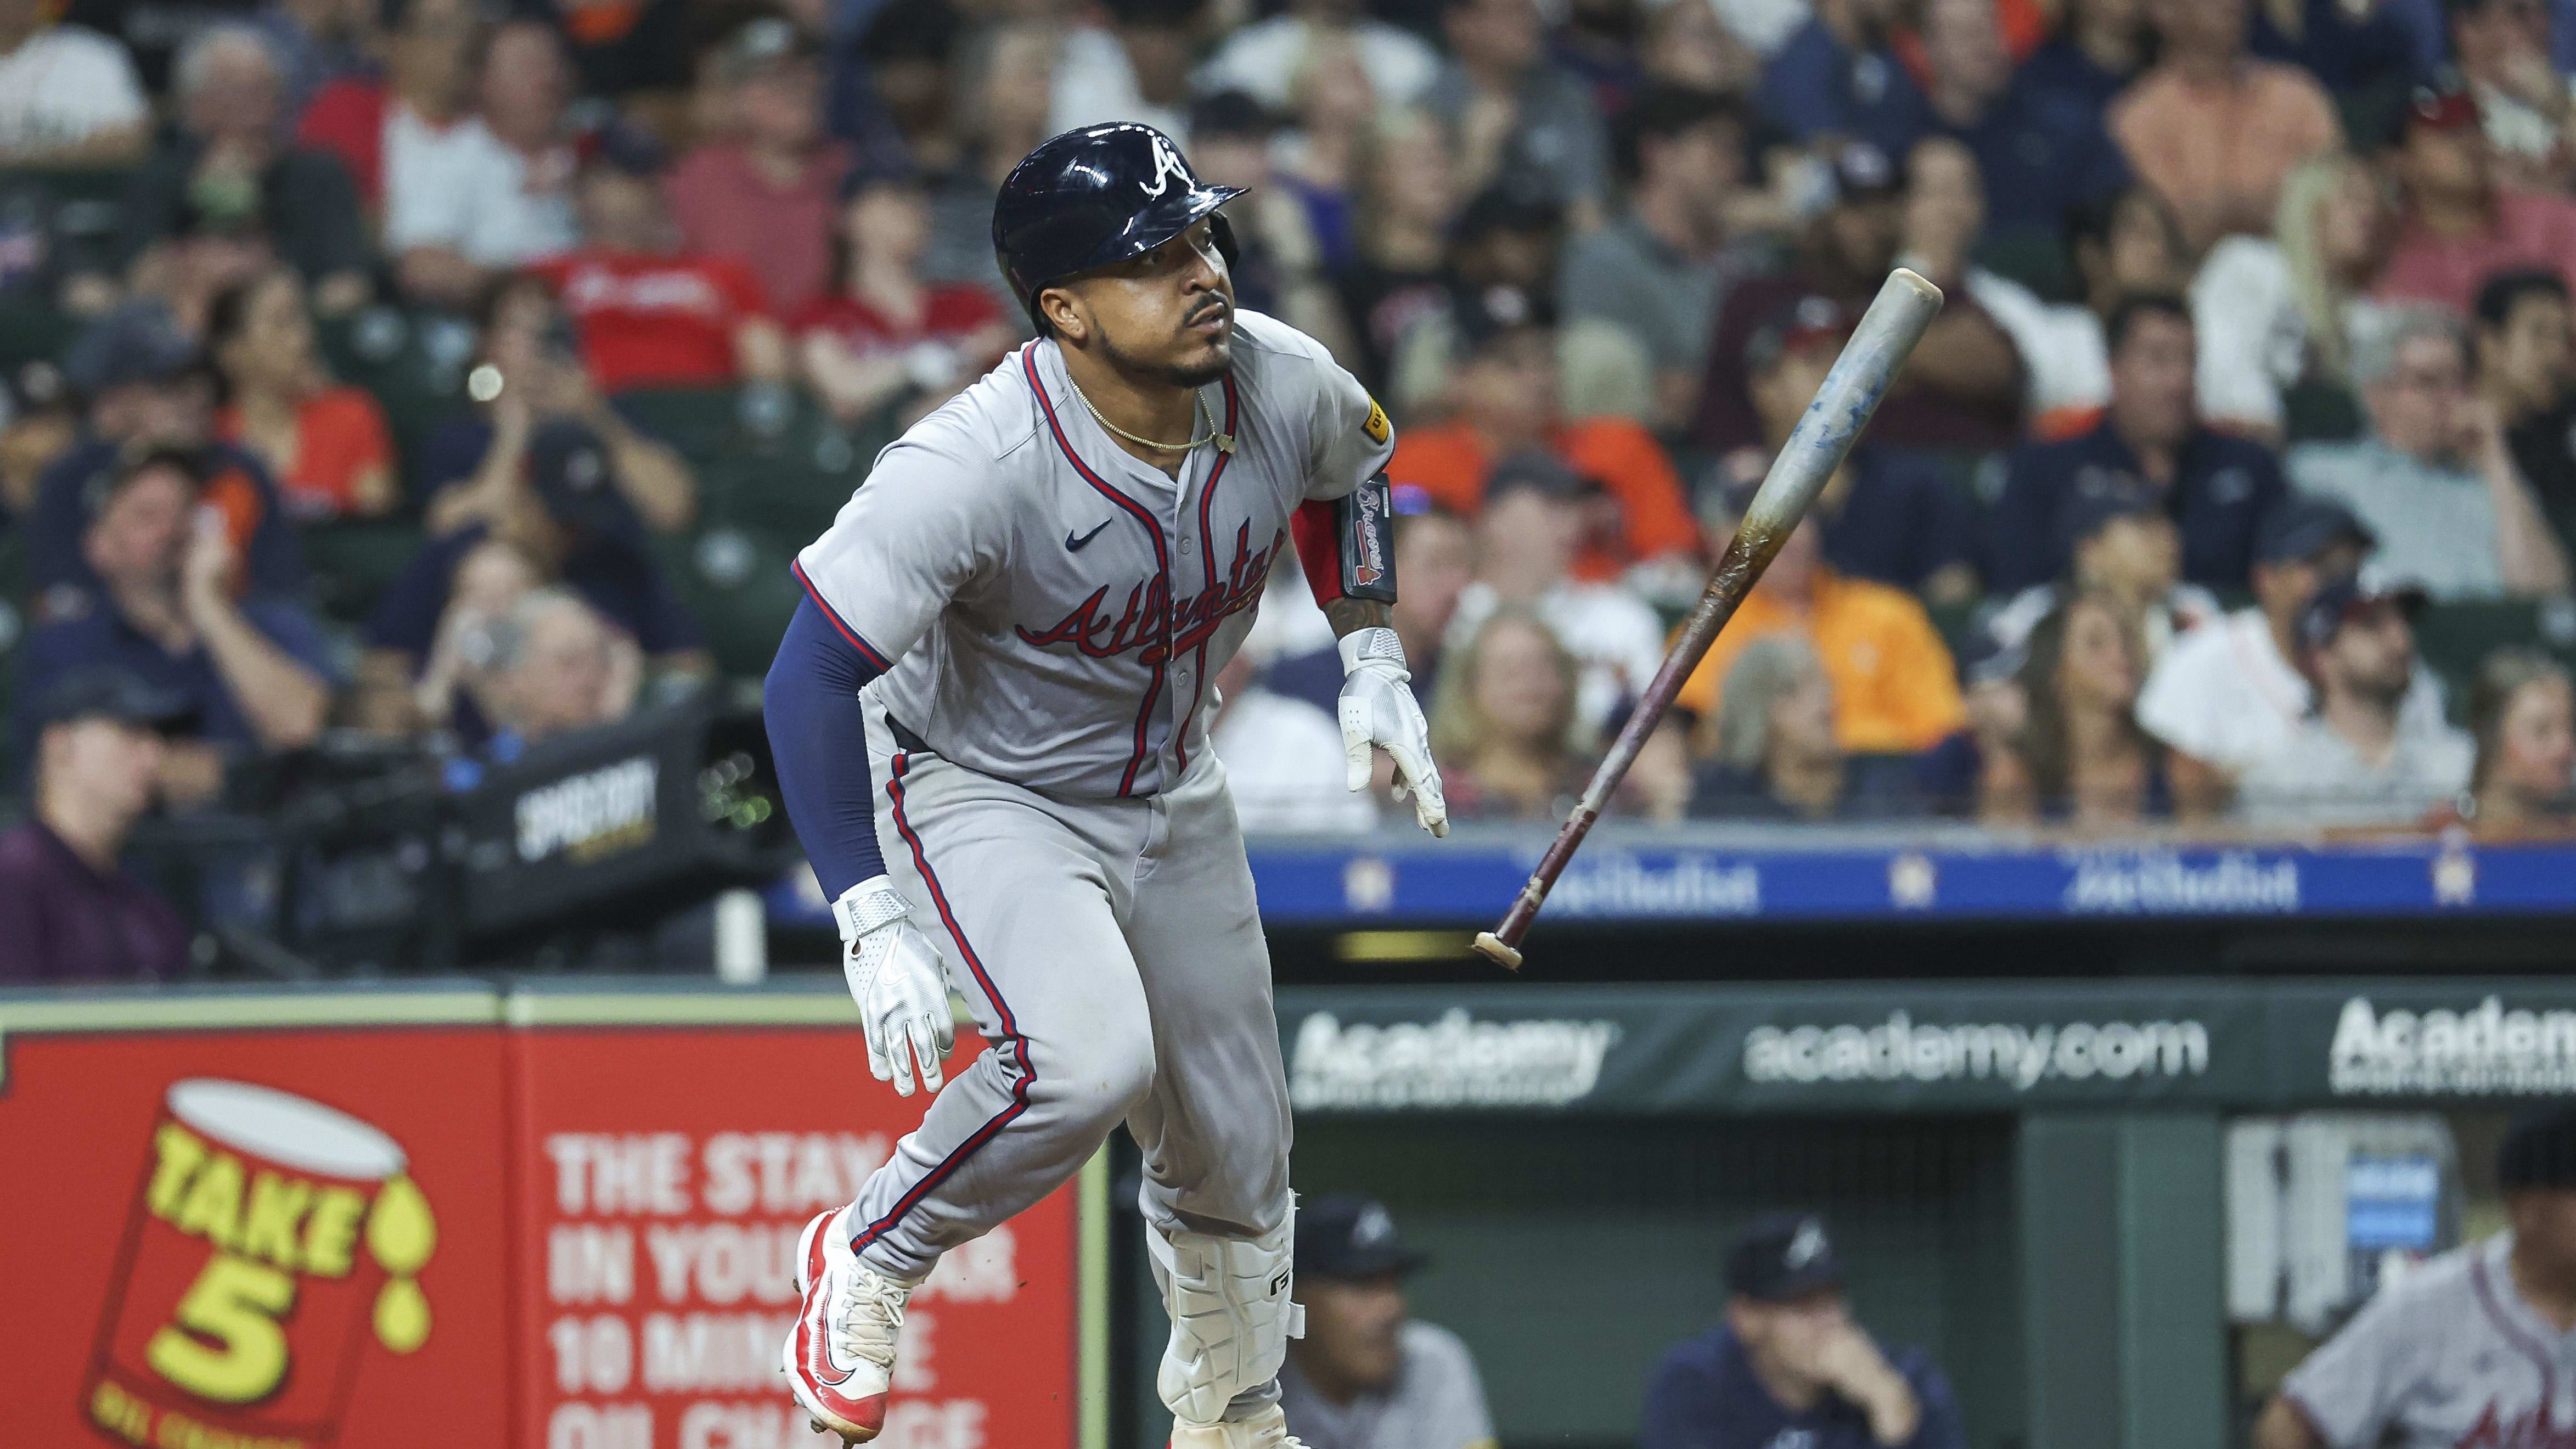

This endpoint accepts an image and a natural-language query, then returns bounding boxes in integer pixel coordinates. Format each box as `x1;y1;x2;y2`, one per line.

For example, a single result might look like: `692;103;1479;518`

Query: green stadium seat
655;526;805;679
314;307;470;485
302;518;429;627
2410;599;2576;723
1973;226;2077;305
2281;380;2363;444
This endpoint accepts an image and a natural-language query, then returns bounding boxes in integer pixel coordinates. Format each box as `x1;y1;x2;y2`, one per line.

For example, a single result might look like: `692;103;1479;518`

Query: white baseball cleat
1170;1403;1308;1448
782;1205;911;1444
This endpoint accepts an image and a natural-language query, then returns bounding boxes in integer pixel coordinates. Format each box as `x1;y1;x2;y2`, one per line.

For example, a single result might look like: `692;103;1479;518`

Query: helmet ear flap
1211;212;1240;275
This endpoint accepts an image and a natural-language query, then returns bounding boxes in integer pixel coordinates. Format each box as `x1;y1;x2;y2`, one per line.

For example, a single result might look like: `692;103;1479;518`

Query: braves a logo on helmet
1138;132;1195;199
1016;525;1282;665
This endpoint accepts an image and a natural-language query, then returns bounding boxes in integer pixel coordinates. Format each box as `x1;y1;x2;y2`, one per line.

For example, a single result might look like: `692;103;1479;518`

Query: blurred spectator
1898;133;2098;433
1186;92;1354;358
1551;0;1647;119
2376;79;2576;317
387;17;578;308
2449;0;2574;188
2136;497;2449;815
1909;0;2130;233
209;267;398;519
1642;0;1757;96
1268;504;1473;715
1989;295;2288;594
2449;647;2576;831
1915;632;2041;819
409;533;547;738
2247;0;2420;103
2290;305;2571;598
1428;604;1687;819
1391;191;1645;425
1050;0;1200;142
2012;589;2170;825
32;304;310;621
1445;451;1666;734
0;669;190;983
1;367;78;518
1428;0;1610;225
1198;0;1441;115
531;130;790;394
360;419;708;739
2191;153;2399;440
1209;648;1378;833
2110;0;2344;253
1756;0;1917;155
1561;87;1756;433
1675;501;1965;758
17;448;335;805
545;0;689;101
470;586;641;755
2018;0;2151;107
249;0;375;125
1721;294;1977;602
1641;1213;1966;1449
1979;184;2187;440
2478;267;2576;549
1984;471;2223;660
1280;1194;1495;1449
1269;36;1379;265
1695;141;2027;455
851;0;965;169
1330;108;1459;397
667;16;853;317
1691;636;1924;821
915;23;1054;304
296;0;479;212
2237;574;2474;827
418;274;699;536
112;25;371;317
0;0;148;167
1393;288;1697;583
2254;1105;2576;1449
792;162;1011;426
1426;604;1590;819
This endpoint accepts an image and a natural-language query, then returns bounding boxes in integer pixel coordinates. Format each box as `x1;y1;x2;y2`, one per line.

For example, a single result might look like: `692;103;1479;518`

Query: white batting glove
1337;626;1449;838
832;875;957;1098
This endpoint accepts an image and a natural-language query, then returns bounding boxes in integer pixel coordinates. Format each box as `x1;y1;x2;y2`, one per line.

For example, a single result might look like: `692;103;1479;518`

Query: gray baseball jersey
2281;1232;2576;1447
792;308;1394;799
1280;1321;1498;1449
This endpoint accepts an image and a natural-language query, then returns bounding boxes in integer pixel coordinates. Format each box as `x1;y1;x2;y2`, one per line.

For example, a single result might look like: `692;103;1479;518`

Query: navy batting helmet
991;123;1244;333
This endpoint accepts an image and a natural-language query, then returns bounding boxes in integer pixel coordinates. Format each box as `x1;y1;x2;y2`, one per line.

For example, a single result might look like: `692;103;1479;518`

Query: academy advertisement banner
0;985;1087;1449
1278;979;2576;1114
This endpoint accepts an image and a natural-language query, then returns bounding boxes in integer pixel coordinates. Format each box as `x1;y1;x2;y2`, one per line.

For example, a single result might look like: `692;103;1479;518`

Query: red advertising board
0;986;1092;1449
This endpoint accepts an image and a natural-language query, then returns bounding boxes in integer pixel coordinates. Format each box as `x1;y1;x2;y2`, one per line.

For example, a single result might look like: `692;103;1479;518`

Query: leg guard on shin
1148;1205;1305;1425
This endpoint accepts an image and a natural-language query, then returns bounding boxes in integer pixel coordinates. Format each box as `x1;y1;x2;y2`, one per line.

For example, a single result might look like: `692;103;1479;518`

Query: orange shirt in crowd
1674;566;1966;756
2110;61;2341;246
217;386;395;518
1387;417;1701;581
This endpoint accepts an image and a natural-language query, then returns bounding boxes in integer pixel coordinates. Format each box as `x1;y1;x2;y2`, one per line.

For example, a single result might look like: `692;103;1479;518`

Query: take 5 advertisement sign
0;985;1090;1449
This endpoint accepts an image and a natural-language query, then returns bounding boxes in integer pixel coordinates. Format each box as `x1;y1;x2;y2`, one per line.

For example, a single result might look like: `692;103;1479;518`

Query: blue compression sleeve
764;595;889;900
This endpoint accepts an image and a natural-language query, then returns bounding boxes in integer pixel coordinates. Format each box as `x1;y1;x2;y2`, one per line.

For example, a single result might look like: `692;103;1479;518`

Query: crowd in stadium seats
2;0;2575;887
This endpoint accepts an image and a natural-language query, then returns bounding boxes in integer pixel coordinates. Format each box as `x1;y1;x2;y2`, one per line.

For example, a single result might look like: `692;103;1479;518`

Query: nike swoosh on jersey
1066;520;1113;551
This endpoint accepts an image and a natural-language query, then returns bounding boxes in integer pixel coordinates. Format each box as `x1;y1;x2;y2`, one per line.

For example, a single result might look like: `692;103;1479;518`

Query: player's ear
1039;285;1088;345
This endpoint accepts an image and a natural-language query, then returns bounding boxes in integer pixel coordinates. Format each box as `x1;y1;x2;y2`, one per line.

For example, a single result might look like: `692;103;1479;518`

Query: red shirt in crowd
2375;189;2576;317
297;76;387;204
528;249;770;392
788;285;1007;361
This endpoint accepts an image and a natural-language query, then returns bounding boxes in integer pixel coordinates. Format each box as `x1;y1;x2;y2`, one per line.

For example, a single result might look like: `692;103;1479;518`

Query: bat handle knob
1470;931;1523;970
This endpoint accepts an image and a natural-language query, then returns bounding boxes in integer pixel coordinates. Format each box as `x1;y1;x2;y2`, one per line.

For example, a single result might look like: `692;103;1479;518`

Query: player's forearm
765;597;892;898
1324;598;1392;638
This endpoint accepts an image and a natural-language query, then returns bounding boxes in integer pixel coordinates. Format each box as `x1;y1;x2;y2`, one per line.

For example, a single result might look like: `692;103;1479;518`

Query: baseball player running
761;122;1448;1448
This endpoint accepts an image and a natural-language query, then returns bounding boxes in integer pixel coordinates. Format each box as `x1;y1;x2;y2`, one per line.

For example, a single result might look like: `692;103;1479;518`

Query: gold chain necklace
1068;376;1235;454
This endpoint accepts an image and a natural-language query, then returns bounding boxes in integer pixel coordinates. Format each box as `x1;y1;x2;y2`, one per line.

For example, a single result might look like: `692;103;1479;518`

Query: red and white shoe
1170;1403;1308;1448
783;1205;911;1444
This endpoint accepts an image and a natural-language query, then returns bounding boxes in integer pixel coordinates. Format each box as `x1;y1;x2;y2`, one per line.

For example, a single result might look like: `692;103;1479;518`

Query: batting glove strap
1337;626;1408;676
833;875;915;944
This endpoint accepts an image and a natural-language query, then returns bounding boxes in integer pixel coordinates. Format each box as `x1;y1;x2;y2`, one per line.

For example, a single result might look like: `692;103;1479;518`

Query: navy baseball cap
31;666;191;733
2294;571;2427;654
2255;497;2376;565
1296;1194;1429;1280
2060;471;2167;549
64;302;199;398
1726;1212;1843;1302
2501;1105;2576;1191
1484;447;1595;504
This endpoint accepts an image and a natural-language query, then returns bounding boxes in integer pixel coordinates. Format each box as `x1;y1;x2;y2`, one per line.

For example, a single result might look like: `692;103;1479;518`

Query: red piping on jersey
1023;345;1173;797
848;751;1034;1258
2471;1248;2563;1428
791;559;895;672
1172;376;1240;773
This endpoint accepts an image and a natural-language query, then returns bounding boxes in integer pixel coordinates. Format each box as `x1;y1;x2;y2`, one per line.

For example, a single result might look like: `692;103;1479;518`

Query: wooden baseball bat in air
1470;268;1945;971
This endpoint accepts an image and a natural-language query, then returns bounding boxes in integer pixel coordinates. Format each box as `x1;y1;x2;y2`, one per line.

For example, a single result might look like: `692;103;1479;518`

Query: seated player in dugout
761;123;1448;1449
2254;1105;2576;1449
1279;1194;1497;1449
